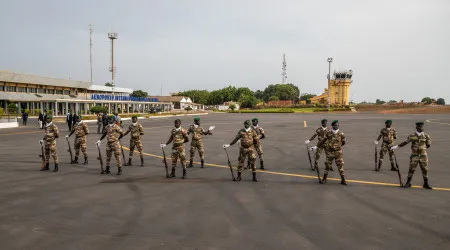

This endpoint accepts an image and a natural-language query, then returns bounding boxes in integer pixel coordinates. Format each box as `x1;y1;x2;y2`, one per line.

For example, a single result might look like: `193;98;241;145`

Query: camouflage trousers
255;142;263;160
45;141;59;164
324;149;345;176
171;145;187;169
408;155;428;178
189;140;204;160
313;146;327;168
106;141;122;167
74;136;87;157
97;122;102;134
129;138;143;159
238;147;256;172
379;143;394;167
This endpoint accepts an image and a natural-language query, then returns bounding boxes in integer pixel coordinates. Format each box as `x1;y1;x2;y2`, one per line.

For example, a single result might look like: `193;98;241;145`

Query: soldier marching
66;115;89;165
187;117;212;168
123;115;145;166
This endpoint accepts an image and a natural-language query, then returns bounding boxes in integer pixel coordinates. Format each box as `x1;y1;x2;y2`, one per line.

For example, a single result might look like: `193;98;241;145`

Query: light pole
327;57;333;110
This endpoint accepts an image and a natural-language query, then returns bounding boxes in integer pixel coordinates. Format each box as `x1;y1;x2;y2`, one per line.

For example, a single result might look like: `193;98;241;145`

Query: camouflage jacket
127;123;144;140
320;130;346;151
310;127;329;146
252;126;265;139
401;132;431;156
73;122;89;138
188;125;208;141
105;124;123;143
44;123;59;143
377;128;396;145
235;128;258;148
170;128;188;146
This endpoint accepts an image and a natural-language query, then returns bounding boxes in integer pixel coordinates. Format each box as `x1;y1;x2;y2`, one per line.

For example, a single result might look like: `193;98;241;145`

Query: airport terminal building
0;71;172;115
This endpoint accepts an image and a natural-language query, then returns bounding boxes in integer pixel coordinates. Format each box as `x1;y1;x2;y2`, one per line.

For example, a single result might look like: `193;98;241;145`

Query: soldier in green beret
391;121;432;189
123;115;145;166
39;115;60;172
374;119;397;171
318;120;347;185
96;115;124;175
306;119;333;171
188;117;212;168
251;118;266;170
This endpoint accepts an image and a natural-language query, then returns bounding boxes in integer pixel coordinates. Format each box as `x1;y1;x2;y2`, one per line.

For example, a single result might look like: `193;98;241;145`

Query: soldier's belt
411;154;427;157
173;143;184;147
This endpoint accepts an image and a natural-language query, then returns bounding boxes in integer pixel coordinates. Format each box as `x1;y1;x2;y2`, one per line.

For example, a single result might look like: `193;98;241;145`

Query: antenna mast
281;54;287;83
108;31;118;94
89;24;93;83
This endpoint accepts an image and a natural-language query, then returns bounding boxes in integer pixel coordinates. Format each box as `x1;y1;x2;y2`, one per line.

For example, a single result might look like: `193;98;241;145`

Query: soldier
391;122;432;189
96;115;124;175
160;119;189;178
123;115;145;166
251;118;266;170
66;115;89;165
317;120;347;185
305;119;333;171
97;113;103;134
188;117;212;168
39;115;60;172
374;120;397;171
223;120;259;182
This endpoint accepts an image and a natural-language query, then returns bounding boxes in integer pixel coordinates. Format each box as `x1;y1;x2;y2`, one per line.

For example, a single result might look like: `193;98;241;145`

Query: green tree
236;87;254;100
176;90;210;105
261;84;300;102
300;93;316;101
130;90;148;98
254;90;264;100
269;96;279;101
7;103;17;113
229;103;237;111
105;82;113;87
376;99;386;105
239;94;257;108
437;98;445;105
421;97;432;104
185;106;193;112
90;106;108;114
0;107;5;115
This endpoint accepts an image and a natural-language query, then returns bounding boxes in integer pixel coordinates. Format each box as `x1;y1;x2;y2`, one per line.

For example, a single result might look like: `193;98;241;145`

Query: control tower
328;69;353;105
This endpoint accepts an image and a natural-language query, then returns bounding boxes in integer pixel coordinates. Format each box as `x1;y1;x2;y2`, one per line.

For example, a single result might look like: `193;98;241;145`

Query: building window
28;87;37;93
17;87;27;93
56;90;63;95
6;86;16;92
48;89;55;94
0;85;4;91
63;90;70;95
37;88;45;93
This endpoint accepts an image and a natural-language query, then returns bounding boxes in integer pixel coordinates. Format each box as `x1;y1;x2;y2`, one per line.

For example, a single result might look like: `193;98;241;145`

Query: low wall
0;122;19;128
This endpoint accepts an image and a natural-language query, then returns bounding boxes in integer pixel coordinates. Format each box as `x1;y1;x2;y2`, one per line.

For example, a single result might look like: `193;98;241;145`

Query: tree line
375;97;445;105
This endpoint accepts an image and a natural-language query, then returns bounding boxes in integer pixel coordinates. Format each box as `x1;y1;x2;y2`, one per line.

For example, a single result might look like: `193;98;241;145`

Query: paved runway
1;113;449;250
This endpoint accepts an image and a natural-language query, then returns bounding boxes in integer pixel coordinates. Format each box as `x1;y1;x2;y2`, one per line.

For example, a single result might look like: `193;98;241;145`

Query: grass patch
228;108;294;113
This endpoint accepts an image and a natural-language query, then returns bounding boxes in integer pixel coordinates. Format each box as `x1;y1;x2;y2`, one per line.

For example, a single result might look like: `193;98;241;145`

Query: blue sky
1;0;449;102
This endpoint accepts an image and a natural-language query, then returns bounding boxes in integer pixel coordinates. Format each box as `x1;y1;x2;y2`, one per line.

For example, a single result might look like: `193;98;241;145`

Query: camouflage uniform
44;123;60;164
188;125;207;161
252;125;264;160
401;132;431;178
105;123;123;167
321;130;346;176
309;127;330;169
236;128;259;172
377;127;397;168
127;122;144;159
170;128;189;169
73;121;89;158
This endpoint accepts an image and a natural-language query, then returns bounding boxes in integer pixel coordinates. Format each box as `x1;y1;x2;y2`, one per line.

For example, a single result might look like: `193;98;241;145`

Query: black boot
188;159;193;168
340;175;347;185
390;163;397;171
236;172;242;181
423;177;433;189
169;168;176;178
376;161;382;171
260;160;265;170
403;177;412;188
201;159;204;168
252;172;258;182
83;157;88;165
71;156;78;164
41;163;50;171
182;169;186;179
127;158;132;166
321;173;328;184
140;156;144;167
101;166;110;174
53;164;59;172
116;167;122;175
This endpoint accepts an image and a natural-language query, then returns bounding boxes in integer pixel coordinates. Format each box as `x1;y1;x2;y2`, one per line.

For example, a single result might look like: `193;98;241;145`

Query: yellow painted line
121;146;450;191
304;121;307;127
0;130;42;136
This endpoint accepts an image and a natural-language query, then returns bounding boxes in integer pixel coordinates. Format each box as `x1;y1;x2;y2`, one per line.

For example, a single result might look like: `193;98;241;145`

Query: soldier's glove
160;143;167;148
223;144;230;148
208;126;215;131
390;145;398;151
305;140;310;144
65;135;69;139
95;140;101;146
310;146;318;151
374;141;379;145
39;140;44;145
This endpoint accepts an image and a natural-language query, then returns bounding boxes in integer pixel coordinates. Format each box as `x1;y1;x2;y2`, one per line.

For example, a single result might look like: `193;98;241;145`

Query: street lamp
327;57;333;110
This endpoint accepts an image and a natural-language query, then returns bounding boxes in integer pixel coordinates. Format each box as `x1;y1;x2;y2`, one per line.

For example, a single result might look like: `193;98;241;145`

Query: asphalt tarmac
0;113;449;250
